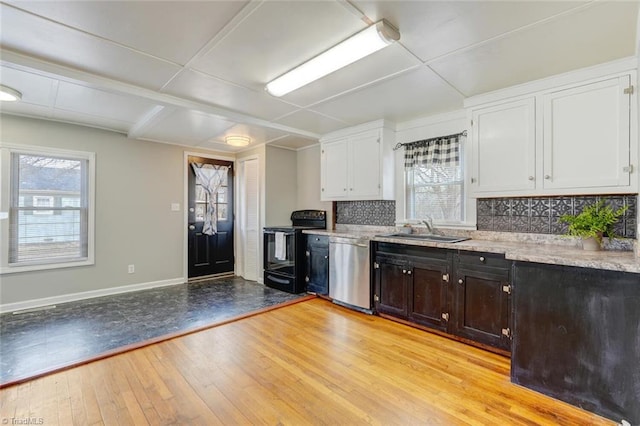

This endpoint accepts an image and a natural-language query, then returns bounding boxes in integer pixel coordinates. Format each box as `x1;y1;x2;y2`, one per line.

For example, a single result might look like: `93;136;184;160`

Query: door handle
189;225;195;230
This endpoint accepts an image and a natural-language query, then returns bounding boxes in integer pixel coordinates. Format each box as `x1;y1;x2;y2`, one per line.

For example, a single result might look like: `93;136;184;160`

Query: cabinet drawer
456;251;510;270
307;234;329;247
375;242;451;261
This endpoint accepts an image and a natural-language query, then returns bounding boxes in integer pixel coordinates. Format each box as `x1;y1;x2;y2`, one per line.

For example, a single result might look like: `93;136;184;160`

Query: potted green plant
558;200;628;250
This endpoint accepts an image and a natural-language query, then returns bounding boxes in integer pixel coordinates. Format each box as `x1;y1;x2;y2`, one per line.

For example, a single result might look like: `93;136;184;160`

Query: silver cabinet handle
407;270;412;275
544;175;551;180
479;256;485;262
458;279;464;285
528;176;534;181
189;225;195;230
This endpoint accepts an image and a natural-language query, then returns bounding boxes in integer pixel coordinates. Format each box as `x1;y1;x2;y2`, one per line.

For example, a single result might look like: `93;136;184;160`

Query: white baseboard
0;277;184;314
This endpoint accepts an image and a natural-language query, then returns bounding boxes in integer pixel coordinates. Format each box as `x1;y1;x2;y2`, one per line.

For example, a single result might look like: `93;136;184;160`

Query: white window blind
406;163;463;222
9;153;89;265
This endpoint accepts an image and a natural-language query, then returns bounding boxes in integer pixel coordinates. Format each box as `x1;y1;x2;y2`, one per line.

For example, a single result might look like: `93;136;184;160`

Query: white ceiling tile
0;66;57;106
0;4;181;90
311;67;464;125
275;110;351;136
196;140;237;153
353;0;588;62
50;109;132;133
268;135;318;151
163;69;297;121
55;82;156;124
9;1;248;65
429;2;639;97
280;43;421;107
138;109;235;146
191;1;364;89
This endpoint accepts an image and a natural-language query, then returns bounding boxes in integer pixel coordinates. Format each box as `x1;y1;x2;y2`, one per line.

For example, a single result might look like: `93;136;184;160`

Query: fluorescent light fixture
265;19;400;97
226;136;250;147
0;85;22;102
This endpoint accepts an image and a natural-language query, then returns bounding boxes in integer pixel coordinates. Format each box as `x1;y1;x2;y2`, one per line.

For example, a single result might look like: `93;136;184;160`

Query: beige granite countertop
303;228;640;274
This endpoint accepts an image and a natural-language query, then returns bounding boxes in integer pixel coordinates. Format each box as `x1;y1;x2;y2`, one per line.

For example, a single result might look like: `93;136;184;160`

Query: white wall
394;109;475;227
0;115;228;308
265;145;297;226
296;144;333;228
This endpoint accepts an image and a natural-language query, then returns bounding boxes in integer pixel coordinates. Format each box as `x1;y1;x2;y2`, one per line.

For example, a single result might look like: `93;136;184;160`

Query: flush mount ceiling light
0;85;22;102
265;19;400;97
225;136;251;147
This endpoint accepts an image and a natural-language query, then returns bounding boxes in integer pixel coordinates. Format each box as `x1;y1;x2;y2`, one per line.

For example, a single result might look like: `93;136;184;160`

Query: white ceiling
0;0;638;152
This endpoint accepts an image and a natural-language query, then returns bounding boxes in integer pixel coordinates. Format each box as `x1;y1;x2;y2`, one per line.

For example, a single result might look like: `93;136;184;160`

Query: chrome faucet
421;216;434;234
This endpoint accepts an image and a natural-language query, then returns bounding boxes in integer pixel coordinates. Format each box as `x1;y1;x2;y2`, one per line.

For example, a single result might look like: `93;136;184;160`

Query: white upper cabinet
320;139;349;199
466;62;637;197
348;130;382;199
471;98;536;193
542;75;631;190
320;121;395;201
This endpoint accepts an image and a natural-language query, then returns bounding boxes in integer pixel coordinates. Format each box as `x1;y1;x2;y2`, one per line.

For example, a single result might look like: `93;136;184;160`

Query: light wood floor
0;298;612;425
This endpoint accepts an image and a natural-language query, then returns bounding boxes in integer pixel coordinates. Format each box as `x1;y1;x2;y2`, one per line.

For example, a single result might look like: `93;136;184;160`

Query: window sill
1;258;94;275
396;220;476;230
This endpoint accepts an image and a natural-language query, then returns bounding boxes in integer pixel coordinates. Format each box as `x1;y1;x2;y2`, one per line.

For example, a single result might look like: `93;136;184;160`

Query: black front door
188;156;234;279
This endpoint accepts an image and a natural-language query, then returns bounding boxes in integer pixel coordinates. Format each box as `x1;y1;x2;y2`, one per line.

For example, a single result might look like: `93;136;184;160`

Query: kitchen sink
378;233;470;243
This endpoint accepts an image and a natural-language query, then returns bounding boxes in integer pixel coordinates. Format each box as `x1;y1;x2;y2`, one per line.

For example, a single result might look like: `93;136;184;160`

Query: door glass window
194;175;229;221
216;181;228;221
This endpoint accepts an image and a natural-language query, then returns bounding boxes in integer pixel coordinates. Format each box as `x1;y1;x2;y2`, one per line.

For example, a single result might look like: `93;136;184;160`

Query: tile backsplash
336;200;396;226
477;195;637;238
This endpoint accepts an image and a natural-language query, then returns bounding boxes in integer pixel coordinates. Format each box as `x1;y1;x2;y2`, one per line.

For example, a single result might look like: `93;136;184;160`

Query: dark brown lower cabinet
374;244;451;328
373;243;508;352
452;252;511;351
305;235;329;295
408;258;450;332
512;261;640;424
374;254;408;318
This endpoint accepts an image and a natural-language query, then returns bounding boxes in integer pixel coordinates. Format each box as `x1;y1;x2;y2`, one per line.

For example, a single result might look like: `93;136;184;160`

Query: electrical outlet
128;264;135;274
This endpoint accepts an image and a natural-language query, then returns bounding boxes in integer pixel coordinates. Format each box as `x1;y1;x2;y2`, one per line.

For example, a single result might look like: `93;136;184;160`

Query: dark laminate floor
0;277;304;385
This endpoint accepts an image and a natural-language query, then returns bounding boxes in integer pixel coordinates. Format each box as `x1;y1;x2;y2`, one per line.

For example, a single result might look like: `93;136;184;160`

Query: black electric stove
263;210;326;293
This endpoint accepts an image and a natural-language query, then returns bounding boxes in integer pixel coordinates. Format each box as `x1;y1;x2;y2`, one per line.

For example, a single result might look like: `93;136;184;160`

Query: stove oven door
263;230;296;276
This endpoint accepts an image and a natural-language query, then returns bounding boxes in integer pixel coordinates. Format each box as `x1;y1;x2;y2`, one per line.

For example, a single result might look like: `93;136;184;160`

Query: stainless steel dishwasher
329;236;371;313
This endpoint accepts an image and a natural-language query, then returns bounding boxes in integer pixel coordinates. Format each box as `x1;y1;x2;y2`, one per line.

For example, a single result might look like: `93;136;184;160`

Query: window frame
405;162;465;226
0;143;95;274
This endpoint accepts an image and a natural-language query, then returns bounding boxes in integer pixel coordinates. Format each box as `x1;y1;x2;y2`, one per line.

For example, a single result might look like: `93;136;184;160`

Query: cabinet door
471;98;536;194
408;260;449;332
374;256;408;318
452;267;511;351
543;75;631;190
349;130;381;199
306;237;329;295
321;139;348;200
